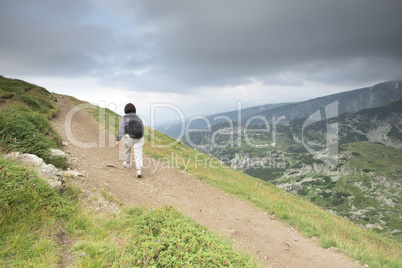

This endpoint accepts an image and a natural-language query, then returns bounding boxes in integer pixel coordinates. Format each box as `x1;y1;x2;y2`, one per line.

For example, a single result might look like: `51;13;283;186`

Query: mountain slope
183;96;402;242
253;80;402;125
0;75;67;168
158;80;402;140
277;142;402;241
287;98;402;149
157;102;294;139
277;99;402;241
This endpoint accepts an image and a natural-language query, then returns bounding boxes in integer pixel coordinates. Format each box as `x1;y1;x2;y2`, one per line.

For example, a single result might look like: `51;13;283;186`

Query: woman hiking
115;103;144;178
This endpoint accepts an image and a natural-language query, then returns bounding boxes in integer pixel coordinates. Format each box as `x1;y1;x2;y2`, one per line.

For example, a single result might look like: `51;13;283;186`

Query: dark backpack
124;115;144;139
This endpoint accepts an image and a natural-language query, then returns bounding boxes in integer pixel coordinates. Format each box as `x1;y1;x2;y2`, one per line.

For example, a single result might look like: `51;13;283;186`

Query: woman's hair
124;103;136;114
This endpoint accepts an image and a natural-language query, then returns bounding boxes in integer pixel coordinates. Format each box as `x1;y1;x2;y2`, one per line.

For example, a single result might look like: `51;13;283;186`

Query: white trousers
123;134;144;170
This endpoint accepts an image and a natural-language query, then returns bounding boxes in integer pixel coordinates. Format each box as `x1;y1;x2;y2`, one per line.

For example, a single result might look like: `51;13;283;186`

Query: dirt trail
51;94;361;268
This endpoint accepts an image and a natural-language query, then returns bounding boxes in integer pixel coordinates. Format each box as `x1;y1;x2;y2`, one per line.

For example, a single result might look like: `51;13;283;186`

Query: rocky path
51;94;361;268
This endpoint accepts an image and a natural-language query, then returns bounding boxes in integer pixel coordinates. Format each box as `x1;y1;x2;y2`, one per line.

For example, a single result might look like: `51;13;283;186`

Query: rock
226;229;238;236
6;152;44;167
63;170;82;178
41;163;60;179
62;141;70;146
4;152;65;191
49;149;67;157
106;164;117;168
291;184;303;192
50;179;66;192
68;157;79;165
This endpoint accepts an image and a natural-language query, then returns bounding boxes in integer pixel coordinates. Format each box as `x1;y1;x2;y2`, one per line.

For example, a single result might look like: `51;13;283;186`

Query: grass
71;206;257;267
0;156;259;267
0;158;77;267
99;188;119;204
0;75;58;119
0;76;67;169
346;142;402;173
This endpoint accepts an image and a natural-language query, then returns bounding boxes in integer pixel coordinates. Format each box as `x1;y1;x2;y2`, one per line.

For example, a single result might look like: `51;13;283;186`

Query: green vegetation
0;157;257;267
0;76;67;169
347;142;401;173
278;142;402;242
342;142;401;239
72;206;256;267
0;157;77;267
0;76;58;118
244;166;286;182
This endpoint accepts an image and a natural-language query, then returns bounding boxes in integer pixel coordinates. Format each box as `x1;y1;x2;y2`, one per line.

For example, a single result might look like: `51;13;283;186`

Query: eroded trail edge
51;94;361;268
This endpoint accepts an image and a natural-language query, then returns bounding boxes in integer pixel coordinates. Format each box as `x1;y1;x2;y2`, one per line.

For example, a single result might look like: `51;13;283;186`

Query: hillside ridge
159;79;402;139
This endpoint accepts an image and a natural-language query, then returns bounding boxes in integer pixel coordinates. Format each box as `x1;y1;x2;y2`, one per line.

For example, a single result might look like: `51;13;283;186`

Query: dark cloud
1;0;401;93
0;0;153;77
132;0;402;87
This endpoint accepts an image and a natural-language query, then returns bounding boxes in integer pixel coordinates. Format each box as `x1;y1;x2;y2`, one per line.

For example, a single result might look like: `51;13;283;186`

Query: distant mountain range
157;80;402;139
157;102;295;139
252;80;402;124
290;97;402;149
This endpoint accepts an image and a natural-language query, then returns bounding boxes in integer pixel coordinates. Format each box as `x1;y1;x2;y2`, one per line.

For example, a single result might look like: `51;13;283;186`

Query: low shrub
74;206;257;267
0;105;66;169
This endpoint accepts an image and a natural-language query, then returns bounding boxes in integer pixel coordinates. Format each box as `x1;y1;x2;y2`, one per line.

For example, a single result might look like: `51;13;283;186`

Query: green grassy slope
0;76;67;168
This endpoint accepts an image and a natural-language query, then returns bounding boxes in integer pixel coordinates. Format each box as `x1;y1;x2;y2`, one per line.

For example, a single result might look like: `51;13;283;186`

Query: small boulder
49;149;67;157
4;152;65;191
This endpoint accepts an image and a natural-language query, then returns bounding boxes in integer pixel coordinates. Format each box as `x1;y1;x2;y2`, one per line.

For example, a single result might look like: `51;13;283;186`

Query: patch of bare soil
56;226;76;268
51;94;362;268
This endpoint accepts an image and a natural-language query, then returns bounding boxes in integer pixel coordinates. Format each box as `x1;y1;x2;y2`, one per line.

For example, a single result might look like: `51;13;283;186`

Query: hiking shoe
136;169;142;178
123;161;131;168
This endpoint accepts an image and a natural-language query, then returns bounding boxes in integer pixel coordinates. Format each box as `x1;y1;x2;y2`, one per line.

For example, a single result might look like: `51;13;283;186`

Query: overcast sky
1;0;401;125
